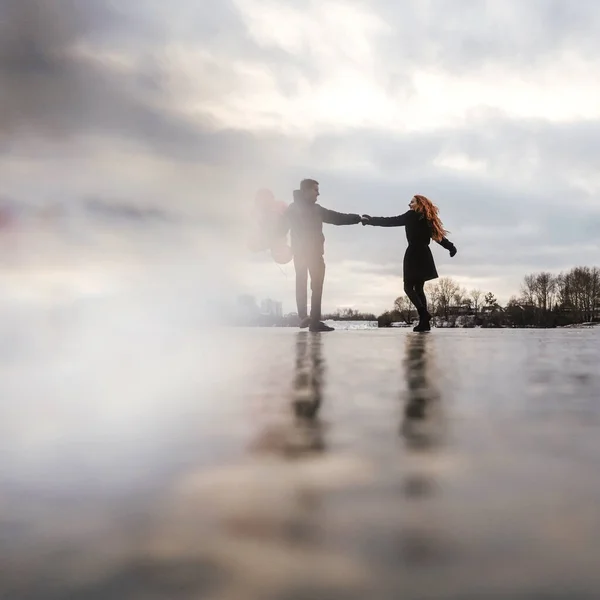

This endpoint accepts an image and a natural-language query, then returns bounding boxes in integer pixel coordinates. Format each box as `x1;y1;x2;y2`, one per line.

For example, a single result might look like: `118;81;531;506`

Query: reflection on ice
1;306;600;598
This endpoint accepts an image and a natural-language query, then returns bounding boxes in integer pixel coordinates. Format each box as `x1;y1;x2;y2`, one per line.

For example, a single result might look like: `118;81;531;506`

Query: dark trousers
294;254;326;323
404;279;428;315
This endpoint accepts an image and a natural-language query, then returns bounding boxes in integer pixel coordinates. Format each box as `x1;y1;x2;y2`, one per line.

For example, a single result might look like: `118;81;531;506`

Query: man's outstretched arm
361;211;411;227
320;206;361;225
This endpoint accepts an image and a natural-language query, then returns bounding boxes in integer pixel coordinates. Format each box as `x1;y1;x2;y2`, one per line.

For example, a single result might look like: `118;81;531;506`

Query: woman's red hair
413;194;448;242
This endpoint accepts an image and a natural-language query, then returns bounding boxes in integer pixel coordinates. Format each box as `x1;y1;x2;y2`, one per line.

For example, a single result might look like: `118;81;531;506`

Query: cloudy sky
2;0;600;315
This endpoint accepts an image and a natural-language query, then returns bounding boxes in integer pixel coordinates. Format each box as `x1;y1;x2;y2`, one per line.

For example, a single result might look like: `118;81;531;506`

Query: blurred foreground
2;320;600;598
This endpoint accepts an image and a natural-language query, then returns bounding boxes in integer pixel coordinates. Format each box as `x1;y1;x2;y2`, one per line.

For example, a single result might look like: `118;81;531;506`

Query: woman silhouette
362;195;457;332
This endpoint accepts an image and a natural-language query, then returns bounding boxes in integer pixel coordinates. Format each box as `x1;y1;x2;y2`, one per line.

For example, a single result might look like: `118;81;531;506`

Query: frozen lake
2;324;600;599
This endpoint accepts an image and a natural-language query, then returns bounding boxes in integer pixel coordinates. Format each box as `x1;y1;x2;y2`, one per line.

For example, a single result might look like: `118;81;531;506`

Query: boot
413;309;431;332
298;316;311;329
309;320;335;332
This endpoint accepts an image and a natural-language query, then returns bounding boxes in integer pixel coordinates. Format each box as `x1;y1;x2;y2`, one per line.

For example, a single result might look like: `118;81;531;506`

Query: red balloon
271;242;293;264
249;189;293;264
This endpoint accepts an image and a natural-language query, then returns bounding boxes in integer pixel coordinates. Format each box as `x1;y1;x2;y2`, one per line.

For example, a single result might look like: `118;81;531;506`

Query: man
281;179;361;332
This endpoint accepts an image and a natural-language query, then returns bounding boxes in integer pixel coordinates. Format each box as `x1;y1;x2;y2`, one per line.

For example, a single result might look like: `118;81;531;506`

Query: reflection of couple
291;333;443;452
280;179;458;333
252;331;442;457
401;333;443;450
251;332;325;457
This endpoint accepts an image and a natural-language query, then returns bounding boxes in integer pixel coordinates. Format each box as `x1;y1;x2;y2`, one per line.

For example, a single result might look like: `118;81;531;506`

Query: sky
2;0;600;315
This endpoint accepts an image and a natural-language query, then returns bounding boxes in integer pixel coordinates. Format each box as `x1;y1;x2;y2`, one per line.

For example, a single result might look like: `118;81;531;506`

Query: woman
362;195;457;332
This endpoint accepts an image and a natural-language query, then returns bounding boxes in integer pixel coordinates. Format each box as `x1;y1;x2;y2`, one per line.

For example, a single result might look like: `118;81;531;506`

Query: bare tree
394;295;415;324
469;289;483;318
555;266;600;322
535;272;557;312
592;267;600;321
520;272;557;325
425;282;440;316
452;286;469;312
521;274;537;305
435;277;460;321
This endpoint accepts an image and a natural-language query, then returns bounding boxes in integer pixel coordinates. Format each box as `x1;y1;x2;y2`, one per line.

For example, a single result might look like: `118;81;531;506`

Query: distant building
235;294;260;321
260;298;283;317
480;304;504;314
447;304;472;316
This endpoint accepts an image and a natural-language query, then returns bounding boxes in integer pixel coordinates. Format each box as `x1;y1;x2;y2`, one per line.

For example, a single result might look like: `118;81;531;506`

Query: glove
361;214;372;226
449;245;457;257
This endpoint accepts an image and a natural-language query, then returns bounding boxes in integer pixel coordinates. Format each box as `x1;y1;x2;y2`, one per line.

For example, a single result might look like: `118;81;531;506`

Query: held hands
359;214;457;259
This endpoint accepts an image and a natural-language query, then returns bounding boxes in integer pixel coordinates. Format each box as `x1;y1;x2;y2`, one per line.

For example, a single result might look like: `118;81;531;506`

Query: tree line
322;307;377;321
377;266;600;328
234;265;599;328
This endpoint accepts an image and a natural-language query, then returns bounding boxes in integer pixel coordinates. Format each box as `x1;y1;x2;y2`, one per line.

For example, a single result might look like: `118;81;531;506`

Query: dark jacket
281;195;361;258
367;210;456;282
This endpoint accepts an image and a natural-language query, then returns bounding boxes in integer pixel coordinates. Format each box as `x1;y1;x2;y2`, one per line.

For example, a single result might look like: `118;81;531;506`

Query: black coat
281;199;361;258
367;210;456;282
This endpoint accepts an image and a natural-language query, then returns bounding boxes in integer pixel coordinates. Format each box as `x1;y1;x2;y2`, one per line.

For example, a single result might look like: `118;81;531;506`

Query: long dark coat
367;210;455;282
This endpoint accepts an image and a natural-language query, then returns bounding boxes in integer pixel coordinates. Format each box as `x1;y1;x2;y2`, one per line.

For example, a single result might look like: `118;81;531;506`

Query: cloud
371;0;600;73
0;0;255;165
1;0;600;314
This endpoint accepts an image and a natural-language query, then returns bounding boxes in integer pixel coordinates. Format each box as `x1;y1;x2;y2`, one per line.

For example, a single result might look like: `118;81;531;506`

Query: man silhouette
281;179;361;332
